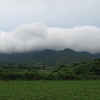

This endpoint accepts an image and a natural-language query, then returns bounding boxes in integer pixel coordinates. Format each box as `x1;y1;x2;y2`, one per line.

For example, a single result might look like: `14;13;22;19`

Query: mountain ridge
0;49;100;64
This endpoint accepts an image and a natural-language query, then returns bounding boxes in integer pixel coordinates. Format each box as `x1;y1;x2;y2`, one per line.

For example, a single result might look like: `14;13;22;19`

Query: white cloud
47;26;100;53
0;22;100;53
0;23;48;53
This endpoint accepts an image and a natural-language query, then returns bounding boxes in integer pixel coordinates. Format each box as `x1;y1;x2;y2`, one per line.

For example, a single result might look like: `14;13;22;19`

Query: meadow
0;80;100;100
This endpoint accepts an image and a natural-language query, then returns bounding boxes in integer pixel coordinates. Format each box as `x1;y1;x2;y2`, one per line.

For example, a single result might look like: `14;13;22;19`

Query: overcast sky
0;0;100;53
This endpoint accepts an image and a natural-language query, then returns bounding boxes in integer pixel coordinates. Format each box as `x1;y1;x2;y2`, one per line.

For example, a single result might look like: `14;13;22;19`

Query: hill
0;49;100;64
39;49;94;64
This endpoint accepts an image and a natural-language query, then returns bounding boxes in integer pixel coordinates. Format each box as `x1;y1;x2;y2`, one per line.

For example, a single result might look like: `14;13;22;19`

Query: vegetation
0;58;100;99
0;49;98;64
0;59;100;80
0;80;100;100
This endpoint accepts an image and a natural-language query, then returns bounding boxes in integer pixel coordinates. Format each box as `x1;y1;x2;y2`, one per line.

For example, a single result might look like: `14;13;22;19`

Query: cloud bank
0;22;100;53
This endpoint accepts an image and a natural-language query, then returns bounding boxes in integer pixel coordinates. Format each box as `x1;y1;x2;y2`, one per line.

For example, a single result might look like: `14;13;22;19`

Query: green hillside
40;49;94;64
0;49;99;64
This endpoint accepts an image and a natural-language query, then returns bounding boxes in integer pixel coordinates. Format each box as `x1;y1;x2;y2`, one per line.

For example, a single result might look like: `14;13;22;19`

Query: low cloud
0;22;100;53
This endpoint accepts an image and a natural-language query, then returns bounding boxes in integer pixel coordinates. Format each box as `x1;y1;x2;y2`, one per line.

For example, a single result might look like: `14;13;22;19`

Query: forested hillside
0;49;99;64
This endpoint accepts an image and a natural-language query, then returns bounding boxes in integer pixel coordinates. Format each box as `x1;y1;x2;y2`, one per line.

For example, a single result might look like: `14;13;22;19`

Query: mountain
79;51;93;57
39;49;94;64
0;49;99;64
27;49;56;61
0;50;56;62
93;53;100;58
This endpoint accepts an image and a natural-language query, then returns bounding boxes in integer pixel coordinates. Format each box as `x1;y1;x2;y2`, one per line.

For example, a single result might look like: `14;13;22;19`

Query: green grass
0;80;100;100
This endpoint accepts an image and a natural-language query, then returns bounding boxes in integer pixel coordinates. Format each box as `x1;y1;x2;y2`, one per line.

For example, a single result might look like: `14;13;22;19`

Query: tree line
0;59;100;80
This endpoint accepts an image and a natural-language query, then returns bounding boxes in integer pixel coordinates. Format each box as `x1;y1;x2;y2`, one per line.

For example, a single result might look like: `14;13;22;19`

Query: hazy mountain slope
0;50;56;62
39;49;94;64
26;49;56;61
0;49;99;64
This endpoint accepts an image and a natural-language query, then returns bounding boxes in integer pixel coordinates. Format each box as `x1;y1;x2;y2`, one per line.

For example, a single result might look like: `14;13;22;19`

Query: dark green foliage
53;59;100;80
0;59;100;80
72;59;100;79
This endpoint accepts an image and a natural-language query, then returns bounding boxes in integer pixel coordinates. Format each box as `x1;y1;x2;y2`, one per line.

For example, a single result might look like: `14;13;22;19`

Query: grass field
0;80;100;100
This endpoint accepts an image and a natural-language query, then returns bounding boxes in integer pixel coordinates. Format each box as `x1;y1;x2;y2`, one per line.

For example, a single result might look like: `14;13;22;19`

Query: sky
0;0;100;53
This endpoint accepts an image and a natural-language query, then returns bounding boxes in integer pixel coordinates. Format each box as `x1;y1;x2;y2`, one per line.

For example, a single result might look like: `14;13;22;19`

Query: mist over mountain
0;0;100;55
0;23;100;54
